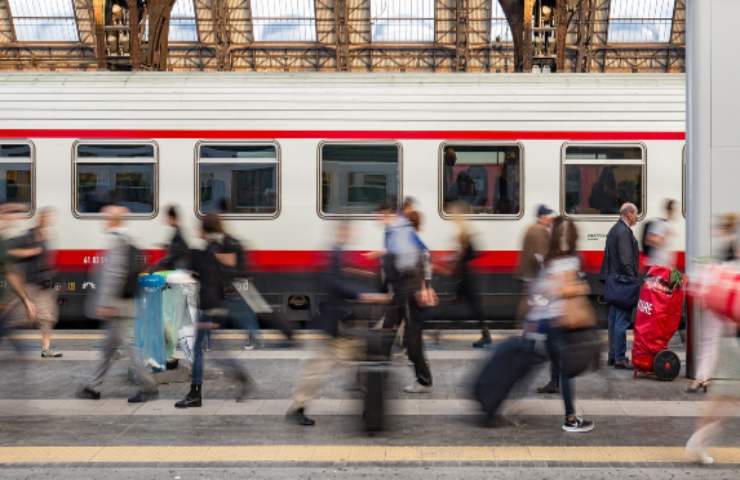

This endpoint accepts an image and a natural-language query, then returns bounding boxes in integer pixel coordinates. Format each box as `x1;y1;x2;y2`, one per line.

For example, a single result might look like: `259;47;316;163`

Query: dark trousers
458;285;490;339
191;311;250;386
382;278;432;387
543;322;574;417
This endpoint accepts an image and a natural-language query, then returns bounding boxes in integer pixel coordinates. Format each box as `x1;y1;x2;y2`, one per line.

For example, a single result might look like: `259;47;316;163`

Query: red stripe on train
51;250;686;274
0;129;685;141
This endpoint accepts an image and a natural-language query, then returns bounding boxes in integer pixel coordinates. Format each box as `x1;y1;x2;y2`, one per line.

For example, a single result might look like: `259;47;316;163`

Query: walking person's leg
37;287;62;358
538;322;560;394
403;298;432;393
554;328;594;433
175;312;209;408
614;307;631;367
607;306;616;366
78;320;122;399
288;337;339;426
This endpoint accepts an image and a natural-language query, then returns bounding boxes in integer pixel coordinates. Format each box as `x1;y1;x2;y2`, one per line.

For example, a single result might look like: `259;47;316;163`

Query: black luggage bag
473;336;536;417
362;329;392;434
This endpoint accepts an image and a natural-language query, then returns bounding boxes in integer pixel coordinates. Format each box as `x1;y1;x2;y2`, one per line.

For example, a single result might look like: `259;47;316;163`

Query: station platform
0;329;737;479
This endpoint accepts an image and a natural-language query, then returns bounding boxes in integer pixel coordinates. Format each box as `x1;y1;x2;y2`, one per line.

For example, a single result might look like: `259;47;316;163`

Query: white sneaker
562;416;594;433
686;434;715;465
403;382;432;394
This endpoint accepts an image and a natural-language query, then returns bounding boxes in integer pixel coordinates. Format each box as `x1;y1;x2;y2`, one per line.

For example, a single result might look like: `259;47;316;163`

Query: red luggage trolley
632;266;686;381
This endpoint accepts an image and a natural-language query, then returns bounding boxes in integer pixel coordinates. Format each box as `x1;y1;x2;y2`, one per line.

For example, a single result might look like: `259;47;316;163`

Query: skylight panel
8;0;79;42
251;0;317;42
608;0;676;43
371;0;435;43
169;0;198;42
490;0;512;43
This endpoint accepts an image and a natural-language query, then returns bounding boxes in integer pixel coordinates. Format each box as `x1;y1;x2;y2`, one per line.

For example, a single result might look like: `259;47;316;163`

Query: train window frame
194;140;282;220
317;140;403;219
681;144;686;218
71;140;159;219
559;142;647;221
437;141;525;221
0;139;35;218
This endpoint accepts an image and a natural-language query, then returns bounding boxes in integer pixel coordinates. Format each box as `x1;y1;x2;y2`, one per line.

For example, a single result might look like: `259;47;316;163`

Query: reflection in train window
320;143;400;216
562;144;645;217
0;142;33;211
441;144;522;216
197;143;278;216
74;142;157;216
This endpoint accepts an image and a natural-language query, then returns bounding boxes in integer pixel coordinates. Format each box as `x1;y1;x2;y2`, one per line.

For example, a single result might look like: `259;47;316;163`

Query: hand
95;306;116;319
23;300;37;322
359;293;392;304
362;251;384;260
416;288;439;307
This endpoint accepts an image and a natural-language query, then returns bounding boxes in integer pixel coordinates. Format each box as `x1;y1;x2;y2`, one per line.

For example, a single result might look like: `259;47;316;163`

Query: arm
96;235;128;314
8;247;42;259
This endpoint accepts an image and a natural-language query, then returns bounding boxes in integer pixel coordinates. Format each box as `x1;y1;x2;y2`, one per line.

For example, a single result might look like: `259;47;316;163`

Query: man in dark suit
601;202;640;369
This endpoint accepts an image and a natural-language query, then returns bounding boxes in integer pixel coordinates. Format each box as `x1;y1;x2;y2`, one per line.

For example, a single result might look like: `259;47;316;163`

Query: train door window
440;144;522;217
73;142;157;216
197;143;279;217
319;142;401;216
561;144;645;217
0;142;33;213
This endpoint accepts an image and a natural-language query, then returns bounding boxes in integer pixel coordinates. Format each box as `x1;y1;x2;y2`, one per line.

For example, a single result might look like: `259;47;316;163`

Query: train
0;72;686;327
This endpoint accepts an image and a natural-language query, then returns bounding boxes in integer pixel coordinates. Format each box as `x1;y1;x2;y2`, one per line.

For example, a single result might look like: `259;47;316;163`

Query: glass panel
199;144;276;159
251;0;317;42
0;164;32;207
321;144;399;215
76;164;155;214
8;0;79;42
565;146;643;161
169;0;198;42
491;0;512;43
564;165;642;215
0;144;31;158
371;0;434;42
608;0;675;43
77;144;155;158
199;164;277;215
442;145;521;215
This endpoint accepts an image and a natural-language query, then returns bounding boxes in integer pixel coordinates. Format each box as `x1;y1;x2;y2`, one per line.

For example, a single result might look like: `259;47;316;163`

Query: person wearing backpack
77;205;158;403
643;199;677;268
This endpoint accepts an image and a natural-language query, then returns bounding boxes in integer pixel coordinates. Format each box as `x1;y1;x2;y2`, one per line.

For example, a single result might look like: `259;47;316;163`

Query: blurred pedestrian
0;203;36;353
174;214;253;408
447;202;491;348
515;205;553;326
287;221;387;426
148;205;189;273
602;202;640;370
644;199;677;268
525;216;595;432
77;205;158;403
7;207;60;357
381;203;436;394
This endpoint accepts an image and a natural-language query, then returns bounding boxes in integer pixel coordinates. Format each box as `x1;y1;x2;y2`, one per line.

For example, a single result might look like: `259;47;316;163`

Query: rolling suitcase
473;336;535;418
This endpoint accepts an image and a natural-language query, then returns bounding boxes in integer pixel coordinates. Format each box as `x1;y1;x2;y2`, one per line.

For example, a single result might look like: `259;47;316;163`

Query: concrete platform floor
0;329;737;479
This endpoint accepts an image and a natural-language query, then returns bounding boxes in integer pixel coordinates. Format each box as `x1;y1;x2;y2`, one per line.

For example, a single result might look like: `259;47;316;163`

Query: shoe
536;382;560;394
243;343;256;351
686;380;709;394
403;382;432;394
562;416;594;433
287;407;315;426
472;336;492;349
235;374;254;403
175;384;202;408
614;360;632;370
128;390;159;403
166;358;179;370
76;387;101;400
41;350;63;358
686;435;715;465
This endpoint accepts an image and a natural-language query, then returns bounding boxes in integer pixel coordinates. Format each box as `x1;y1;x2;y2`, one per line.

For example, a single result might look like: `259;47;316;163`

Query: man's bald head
102;205;129;230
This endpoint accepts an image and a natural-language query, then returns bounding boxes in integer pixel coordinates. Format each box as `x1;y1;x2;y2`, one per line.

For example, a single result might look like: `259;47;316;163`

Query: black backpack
121;239;145;299
640;219;656;258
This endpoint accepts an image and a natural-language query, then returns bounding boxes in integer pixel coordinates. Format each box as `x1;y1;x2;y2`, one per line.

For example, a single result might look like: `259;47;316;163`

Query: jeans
224;294;260;343
608;305;632;363
191;311;249;386
543;322;574;417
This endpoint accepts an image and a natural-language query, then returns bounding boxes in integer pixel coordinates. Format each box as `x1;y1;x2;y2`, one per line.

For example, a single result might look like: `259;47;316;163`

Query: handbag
559;293;597;330
559;328;602;378
604;273;640;310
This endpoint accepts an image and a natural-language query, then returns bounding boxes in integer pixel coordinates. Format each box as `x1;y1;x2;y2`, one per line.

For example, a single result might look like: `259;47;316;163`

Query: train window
561;144;645;217
196;142;279;217
0;142;33;212
440;144;522;217
319;143;401;216
73;142;157;216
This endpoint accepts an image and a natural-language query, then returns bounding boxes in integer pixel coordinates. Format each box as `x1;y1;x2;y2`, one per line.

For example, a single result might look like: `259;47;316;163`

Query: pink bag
691;264;740;323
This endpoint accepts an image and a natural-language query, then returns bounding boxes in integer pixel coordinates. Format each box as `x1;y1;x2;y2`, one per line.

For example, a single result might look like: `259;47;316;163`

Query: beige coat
516;223;550;281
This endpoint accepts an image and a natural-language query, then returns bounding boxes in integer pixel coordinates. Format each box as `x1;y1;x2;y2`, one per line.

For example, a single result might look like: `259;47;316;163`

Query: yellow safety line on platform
0;446;735;464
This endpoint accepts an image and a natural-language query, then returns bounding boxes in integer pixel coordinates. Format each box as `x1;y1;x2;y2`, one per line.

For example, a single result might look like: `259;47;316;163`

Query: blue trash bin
135;274;167;371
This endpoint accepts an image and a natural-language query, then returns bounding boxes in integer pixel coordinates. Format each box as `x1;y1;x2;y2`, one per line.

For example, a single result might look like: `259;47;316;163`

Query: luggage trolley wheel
653;350;681;381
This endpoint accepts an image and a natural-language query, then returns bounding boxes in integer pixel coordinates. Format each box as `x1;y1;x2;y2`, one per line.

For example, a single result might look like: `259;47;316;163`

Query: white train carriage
0;72;686;325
